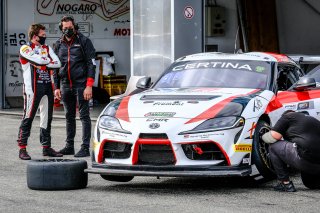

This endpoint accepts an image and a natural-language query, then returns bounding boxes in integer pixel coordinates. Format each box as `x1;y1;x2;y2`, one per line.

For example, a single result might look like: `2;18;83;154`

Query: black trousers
17;83;54;147
61;87;91;148
269;140;320;181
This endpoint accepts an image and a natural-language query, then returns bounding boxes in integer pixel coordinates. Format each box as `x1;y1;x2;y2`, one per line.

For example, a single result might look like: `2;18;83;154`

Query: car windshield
153;60;272;89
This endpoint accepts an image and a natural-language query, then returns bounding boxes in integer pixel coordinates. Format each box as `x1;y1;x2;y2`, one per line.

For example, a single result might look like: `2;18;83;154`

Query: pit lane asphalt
1;114;320;213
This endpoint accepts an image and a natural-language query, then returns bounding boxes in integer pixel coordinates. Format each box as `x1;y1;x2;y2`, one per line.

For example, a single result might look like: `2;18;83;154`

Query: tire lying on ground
100;175;134;182
27;159;88;190
301;172;320;189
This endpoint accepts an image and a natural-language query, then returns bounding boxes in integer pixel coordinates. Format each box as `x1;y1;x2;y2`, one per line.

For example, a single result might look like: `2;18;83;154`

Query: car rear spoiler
288;55;320;65
288;55;320;73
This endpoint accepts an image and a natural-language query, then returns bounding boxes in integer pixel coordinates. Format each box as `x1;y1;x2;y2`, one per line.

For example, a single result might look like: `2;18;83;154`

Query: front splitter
85;163;252;177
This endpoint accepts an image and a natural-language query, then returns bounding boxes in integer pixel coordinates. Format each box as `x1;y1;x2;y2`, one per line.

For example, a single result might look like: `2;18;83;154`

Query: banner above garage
34;0;130;38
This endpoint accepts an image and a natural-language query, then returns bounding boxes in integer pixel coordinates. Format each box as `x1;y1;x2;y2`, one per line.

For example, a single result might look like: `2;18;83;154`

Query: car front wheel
252;120;276;181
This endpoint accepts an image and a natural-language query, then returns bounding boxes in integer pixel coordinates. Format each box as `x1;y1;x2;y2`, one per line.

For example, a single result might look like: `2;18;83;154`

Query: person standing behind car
17;24;63;160
53;16;96;157
262;110;320;192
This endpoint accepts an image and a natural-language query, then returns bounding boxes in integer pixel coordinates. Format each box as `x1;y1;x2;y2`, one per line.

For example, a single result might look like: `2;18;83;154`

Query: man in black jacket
54;16;96;157
262;110;320;192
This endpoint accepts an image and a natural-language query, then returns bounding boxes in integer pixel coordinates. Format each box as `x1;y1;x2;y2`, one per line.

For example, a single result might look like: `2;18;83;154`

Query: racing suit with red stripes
17;42;61;147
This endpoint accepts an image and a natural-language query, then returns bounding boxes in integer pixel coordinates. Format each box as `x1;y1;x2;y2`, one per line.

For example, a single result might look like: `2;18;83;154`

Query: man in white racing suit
17;24;63;160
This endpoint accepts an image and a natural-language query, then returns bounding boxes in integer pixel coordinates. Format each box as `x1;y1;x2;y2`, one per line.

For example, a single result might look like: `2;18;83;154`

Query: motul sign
114;29;130;36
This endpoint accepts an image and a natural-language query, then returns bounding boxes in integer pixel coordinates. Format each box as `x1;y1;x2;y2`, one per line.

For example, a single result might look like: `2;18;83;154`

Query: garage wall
205;0;239;53
276;0;320;54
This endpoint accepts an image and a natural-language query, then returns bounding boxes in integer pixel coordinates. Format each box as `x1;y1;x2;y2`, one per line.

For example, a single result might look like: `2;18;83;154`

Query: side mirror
293;77;316;91
136;77;152;89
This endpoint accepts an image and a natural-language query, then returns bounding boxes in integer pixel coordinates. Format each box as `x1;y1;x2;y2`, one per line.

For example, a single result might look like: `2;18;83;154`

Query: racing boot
19;148;31;160
59;144;75;155
74;146;90;157
274;181;297;192
43;147;63;157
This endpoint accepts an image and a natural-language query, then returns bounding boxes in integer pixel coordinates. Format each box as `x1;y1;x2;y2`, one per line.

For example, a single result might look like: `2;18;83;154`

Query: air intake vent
137;144;175;165
103;141;132;159
139;133;168;139
181;142;228;165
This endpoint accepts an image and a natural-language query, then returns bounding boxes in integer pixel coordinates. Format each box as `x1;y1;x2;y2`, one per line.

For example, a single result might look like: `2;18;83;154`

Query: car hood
107;88;262;122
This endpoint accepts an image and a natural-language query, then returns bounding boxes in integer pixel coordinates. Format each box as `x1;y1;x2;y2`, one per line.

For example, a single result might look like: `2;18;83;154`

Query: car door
275;65;320;121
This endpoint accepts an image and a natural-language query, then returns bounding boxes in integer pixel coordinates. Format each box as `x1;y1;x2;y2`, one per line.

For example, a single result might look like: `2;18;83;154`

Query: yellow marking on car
233;144;252;152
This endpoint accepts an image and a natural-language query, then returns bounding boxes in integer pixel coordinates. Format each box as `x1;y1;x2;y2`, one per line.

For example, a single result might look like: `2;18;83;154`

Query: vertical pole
236;0;249;52
0;0;5;109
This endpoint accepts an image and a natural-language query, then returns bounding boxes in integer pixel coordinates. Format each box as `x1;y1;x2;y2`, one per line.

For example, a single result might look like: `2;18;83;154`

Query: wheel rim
258;126;275;172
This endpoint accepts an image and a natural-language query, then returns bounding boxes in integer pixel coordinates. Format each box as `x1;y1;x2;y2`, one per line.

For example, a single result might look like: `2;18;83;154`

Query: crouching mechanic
17;24;63;160
262;110;320;192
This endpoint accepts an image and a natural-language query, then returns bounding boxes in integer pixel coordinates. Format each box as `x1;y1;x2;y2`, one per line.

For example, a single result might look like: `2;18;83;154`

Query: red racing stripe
185;89;260;124
266;90;320;113
264;52;291;63
115;96;131;122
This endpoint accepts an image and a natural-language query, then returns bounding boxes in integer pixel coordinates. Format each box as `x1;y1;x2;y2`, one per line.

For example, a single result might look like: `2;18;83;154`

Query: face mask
63;28;75;38
38;36;46;45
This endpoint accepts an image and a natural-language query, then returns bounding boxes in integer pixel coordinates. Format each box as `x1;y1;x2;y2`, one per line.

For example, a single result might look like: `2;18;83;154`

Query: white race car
86;52;320;182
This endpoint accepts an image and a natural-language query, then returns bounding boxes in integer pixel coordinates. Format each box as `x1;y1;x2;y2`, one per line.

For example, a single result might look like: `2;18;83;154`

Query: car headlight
98;115;131;134
179;116;245;134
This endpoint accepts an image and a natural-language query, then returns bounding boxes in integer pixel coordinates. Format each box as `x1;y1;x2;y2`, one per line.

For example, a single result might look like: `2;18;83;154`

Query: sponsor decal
149;123;160;129
284;104;296;110
187;101;199;104
144;112;176;117
297;101;314;110
21;46;29;53
254;98;263;111
101;130;129;138
146;118;169;122
233;144;252;152
153;101;184;106
143;101;154;104
255;66;265;73
183;132;224;139
172;62;253;72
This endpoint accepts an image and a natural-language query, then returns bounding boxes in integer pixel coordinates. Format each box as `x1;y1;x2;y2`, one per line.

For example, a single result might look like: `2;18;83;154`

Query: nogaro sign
35;0;130;39
56;4;97;14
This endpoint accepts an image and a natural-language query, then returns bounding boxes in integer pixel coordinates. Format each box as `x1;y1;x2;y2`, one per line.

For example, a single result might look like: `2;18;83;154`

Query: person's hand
54;89;61;100
83;86;92;100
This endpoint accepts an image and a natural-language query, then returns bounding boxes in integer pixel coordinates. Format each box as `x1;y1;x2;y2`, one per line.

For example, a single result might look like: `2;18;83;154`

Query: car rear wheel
252;120;276;181
301;172;320;189
100;175;134;182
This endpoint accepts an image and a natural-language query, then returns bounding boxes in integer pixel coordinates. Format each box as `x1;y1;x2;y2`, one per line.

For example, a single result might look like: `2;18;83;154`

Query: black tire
252;120;276;181
27;159;88;190
301;172;320;189
100;175;134;182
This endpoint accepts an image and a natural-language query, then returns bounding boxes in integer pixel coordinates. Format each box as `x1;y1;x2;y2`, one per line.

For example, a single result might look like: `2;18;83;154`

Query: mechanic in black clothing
53;16;96;157
262;110;320;192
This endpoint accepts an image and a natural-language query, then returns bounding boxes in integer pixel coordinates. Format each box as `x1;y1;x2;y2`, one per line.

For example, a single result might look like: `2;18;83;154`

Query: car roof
176;52;297;65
